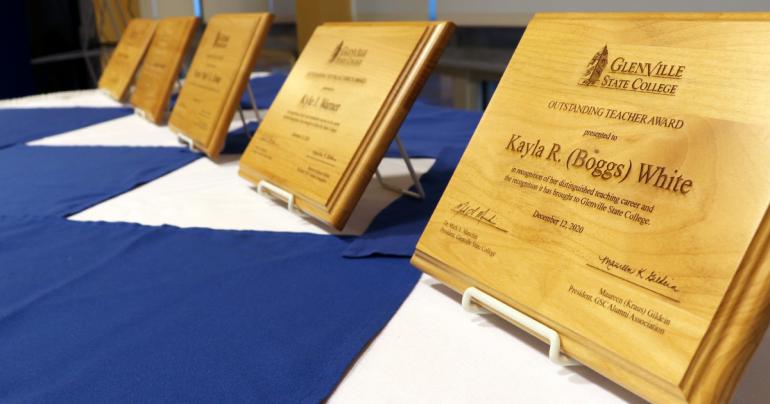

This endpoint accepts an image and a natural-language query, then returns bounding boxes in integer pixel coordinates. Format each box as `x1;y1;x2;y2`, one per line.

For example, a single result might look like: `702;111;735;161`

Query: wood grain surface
168;13;273;158
130;17;198;124
239;21;454;229
98;18;157;101
412;12;770;403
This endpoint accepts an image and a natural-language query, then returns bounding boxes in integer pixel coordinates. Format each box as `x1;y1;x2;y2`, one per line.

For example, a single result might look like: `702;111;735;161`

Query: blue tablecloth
0;145;199;218
387;102;481;158
239;72;288;109
0;216;419;403
0;107;132;149
344;99;480;257
222;121;259;154
344;147;465;258
0;75;487;403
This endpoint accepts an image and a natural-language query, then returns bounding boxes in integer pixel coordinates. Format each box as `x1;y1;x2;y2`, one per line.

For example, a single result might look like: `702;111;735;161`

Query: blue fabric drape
0;216;419;403
0;145;199;218
0;107;133;149
344;147;465;258
239;72;288;109
386;102;481;158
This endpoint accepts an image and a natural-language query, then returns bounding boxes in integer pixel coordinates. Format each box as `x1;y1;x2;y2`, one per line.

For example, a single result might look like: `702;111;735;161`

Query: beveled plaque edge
202;13;274;158
130;16;199;125
98;18;158;102
168;13;274;159
409;11;770;403
238;20;455;229
535;11;770;21
682;205;770;402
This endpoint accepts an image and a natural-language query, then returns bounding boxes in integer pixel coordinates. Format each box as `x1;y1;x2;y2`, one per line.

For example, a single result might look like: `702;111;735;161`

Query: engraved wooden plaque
98;18;157;101
130;17;198;124
239;21;454;229
411;13;770;403
168;13;273;158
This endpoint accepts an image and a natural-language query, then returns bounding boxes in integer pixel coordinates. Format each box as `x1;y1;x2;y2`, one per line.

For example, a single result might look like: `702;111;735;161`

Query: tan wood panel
98;18;157;101
239;21;454;229
412;12;770;403
130;17;198;124
168;13;273;158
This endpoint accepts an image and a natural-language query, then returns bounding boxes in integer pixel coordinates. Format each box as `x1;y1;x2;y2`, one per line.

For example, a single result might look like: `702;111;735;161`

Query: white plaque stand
375;134;425;200
253;133;427;216
176;132;197;152
257;180;296;212
462;287;580;366
235;84;263;138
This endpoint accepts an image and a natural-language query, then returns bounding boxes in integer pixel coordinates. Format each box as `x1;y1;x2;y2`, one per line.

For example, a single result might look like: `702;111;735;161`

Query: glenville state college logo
581;45;608;86
328;40;368;66
578;45;685;96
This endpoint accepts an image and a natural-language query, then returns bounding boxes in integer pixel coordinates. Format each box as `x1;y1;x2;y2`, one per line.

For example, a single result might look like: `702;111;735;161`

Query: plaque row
96;12;770;403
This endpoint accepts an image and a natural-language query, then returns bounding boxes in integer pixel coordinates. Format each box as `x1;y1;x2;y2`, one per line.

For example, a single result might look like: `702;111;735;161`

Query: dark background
2;0;96;99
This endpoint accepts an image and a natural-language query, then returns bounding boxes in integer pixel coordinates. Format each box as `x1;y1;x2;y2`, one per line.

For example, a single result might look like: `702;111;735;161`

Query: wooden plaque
168;13;273;158
411;13;770;403
130;17;198;124
98;19;157;101
239;21;454;229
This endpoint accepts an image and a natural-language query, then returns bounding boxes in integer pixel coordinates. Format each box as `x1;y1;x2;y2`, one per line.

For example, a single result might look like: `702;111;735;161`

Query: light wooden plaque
130;17;198;124
168;13;273;158
98;18;157;101
239;21;454;229
411;12;770;403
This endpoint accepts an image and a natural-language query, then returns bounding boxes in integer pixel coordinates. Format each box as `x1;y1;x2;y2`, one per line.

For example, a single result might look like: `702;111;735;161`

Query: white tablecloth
6;86;769;403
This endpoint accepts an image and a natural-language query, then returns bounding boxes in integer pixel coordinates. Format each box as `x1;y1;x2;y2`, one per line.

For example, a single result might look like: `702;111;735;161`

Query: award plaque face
239;21;454;229
168;13;273;158
98;19;157;101
411;13;770;403
130;17;198;124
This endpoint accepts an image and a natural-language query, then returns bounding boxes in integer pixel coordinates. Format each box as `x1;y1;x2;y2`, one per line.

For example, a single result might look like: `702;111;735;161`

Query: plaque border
130;16;199;124
238;21;455;229
168;13;274;158
411;12;770;403
98;18;157;101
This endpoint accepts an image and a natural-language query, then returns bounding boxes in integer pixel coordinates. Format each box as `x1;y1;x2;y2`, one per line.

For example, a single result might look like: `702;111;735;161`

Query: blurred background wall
6;0;770;108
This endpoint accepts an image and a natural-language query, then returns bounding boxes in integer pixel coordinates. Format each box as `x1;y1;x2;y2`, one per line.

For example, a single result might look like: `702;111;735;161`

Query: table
5;76;769;403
